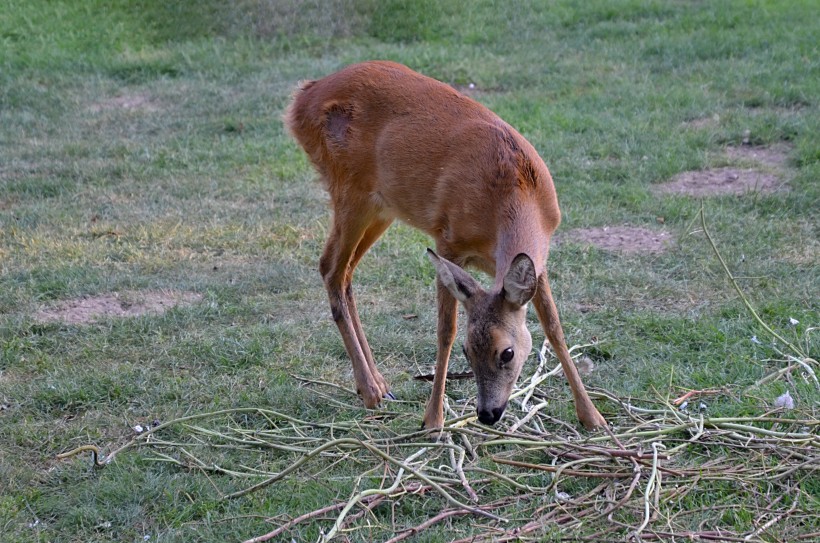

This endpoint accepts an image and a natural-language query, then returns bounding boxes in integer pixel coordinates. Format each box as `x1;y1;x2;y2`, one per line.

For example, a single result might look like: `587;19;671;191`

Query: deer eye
500;348;515;365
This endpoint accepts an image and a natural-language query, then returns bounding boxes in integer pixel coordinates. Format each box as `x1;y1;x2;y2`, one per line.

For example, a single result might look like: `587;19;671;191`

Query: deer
284;60;606;431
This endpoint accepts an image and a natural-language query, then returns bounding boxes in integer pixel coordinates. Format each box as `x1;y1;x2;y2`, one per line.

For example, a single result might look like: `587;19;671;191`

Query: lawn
0;1;817;541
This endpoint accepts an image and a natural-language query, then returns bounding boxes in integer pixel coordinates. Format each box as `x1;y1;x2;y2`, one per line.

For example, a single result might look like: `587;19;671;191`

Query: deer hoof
580;410;607;430
420;415;444;431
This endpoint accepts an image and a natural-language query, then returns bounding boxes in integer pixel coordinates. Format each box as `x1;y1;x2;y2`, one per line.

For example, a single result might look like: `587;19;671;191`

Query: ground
0;1;817;542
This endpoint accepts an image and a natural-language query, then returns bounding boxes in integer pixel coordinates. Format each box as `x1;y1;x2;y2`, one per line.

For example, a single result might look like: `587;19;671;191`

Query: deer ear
427;249;481;304
503;253;537;308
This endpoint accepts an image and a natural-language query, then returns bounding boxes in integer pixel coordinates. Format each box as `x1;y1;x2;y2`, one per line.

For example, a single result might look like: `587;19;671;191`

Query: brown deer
284;61;606;430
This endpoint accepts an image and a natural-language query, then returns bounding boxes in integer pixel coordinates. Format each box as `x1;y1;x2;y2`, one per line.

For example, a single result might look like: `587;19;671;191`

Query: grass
1;0;818;541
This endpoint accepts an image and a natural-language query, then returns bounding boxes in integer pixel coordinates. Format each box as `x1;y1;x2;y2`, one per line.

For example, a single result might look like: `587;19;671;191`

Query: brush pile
67;341;818;542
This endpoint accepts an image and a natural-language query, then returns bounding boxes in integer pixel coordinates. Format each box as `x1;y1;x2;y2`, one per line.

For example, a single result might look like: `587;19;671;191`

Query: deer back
285;60;561;281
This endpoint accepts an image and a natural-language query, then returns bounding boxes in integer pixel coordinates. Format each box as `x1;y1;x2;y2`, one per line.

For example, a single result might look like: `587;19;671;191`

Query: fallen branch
56;375;817;541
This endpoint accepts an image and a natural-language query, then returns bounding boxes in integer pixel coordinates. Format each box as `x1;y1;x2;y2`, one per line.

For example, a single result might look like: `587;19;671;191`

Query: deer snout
477;402;508;425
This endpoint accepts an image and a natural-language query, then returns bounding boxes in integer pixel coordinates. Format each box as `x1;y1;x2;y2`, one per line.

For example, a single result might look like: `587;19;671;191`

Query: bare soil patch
654;144;792;197
653;168;784;197
557;226;672;254
35;290;202;325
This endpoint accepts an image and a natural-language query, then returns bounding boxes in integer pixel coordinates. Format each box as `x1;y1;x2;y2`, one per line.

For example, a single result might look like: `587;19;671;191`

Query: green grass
1;0;818;541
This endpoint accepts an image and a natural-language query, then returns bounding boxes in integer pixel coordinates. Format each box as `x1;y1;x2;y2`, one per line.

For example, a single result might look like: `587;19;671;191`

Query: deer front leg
533;274;606;430
422;279;459;429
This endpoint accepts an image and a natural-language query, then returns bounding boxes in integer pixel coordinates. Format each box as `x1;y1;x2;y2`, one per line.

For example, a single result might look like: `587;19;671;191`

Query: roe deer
284;61;606;430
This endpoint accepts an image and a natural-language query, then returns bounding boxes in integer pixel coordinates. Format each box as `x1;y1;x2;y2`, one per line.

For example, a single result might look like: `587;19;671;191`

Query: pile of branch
59;345;818;542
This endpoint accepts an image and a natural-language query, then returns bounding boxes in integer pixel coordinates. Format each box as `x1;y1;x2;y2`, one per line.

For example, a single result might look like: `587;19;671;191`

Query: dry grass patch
557;226;672;254
35;290;202;325
88;93;160;113
779;242;820;267
654;167;785;197
725;144;792;168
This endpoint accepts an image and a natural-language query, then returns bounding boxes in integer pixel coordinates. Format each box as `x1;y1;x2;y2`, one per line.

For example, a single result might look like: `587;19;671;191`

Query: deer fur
284;60;605;430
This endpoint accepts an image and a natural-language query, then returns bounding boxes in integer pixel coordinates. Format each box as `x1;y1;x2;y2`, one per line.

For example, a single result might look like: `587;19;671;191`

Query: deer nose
477;404;506;425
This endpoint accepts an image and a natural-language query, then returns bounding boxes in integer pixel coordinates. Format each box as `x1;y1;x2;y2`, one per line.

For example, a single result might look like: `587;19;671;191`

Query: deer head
428;250;537;425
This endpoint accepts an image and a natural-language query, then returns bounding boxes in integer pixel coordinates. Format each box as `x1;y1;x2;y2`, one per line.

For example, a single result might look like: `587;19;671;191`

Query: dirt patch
557;226;672;254
35;290;202;325
654;143;792;197
653;168;785;197
89;93;159;113
725;144;791;168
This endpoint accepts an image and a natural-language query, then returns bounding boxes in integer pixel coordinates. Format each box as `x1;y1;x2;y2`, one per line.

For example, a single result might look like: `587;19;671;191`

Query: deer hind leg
319;203;392;408
533;273;607;430
345;217;394;399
